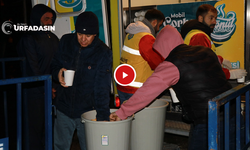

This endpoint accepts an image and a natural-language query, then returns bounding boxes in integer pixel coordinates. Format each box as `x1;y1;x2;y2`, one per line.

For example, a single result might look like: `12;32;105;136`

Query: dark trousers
188;115;244;150
117;89;133;105
23;90;45;150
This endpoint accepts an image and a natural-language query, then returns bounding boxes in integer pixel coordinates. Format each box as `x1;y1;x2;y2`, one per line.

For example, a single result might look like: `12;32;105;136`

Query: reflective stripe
211;41;214;45
210;41;216;52
128;81;143;88
123;45;141;56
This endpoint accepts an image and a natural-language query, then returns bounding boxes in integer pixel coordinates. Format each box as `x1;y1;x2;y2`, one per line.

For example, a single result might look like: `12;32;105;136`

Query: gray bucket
81;109;134;150
130;99;169;150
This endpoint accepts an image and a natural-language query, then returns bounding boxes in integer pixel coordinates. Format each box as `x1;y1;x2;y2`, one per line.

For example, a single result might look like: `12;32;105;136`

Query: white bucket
81;109;133;150
130;99;169;150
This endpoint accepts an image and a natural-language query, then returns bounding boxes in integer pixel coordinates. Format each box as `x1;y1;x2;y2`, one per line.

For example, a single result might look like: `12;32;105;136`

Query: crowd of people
111;4;246;150
13;3;246;150
17;4;112;150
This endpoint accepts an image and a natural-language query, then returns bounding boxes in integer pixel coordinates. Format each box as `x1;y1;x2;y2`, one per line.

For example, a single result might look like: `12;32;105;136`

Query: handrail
0;57;26;79
208;82;250;150
0;57;26;139
0;75;52;150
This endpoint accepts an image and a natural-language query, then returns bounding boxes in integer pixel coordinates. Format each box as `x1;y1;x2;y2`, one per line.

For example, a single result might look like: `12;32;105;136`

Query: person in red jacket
181;4;246;80
110;25;244;150
117;9;165;105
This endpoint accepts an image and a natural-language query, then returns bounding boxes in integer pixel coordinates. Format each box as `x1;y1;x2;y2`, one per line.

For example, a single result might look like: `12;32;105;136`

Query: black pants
23;88;45;150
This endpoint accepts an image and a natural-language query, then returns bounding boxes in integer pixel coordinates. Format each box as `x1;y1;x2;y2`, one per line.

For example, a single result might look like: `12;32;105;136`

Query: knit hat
75;11;99;34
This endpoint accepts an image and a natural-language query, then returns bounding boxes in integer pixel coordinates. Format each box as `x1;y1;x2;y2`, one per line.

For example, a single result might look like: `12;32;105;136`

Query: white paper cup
64;70;75;86
237;76;245;83
169;88;180;103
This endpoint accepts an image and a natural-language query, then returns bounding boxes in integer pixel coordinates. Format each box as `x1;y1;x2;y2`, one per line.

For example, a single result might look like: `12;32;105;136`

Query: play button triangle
123;72;128;79
114;64;136;86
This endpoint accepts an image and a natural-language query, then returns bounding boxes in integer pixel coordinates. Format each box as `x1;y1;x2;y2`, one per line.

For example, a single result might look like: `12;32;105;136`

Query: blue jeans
188;116;244;150
117;89;133;105
54;110;87;150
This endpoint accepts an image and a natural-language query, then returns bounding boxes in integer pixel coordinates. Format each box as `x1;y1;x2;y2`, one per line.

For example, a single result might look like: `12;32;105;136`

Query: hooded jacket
181;19;216;51
51;33;112;121
181;19;211;40
117;19;164;94
116;25;232;123
180;19;230;79
30;4;57;27
17;4;59;97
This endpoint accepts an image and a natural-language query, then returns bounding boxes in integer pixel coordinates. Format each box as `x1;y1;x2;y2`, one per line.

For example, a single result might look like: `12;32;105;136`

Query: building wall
122;0;215;8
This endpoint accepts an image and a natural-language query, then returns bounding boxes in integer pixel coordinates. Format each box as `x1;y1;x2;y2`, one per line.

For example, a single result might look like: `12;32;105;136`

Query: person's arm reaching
229;69;247;79
190;34;233;79
110;61;180;121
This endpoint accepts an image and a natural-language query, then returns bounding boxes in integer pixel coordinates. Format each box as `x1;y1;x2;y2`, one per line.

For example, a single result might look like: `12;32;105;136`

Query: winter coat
166;44;232;124
17;4;59;98
51;33;112;121
116;25;232;122
117;19;164;94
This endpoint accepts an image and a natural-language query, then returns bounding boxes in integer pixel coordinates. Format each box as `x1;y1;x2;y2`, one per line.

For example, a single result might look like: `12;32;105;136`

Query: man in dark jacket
16;4;59;150
51;11;112;150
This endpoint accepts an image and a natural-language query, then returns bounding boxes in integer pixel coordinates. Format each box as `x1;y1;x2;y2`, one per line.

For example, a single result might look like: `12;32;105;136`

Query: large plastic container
130;99;169;150
81;109;133;150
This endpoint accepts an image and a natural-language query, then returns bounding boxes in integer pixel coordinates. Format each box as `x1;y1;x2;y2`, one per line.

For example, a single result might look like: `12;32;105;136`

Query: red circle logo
114;64;136;86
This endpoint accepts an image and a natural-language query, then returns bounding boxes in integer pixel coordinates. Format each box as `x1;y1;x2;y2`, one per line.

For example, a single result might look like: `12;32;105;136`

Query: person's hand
58;68;68;87
109;112;122;121
222;59;232;70
52;88;56;99
229;69;247;79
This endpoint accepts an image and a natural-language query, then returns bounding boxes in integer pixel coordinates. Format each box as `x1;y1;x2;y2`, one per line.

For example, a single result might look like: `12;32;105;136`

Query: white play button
114;64;136;86
123;72;128;79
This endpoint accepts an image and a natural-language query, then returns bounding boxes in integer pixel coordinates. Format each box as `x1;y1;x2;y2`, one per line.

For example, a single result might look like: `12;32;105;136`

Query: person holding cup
51;11;112;150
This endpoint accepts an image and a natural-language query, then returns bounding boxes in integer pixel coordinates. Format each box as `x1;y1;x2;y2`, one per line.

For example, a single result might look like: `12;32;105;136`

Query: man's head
40;12;53;26
75;11;99;47
145;9;165;33
30;4;56;26
196;4;217;32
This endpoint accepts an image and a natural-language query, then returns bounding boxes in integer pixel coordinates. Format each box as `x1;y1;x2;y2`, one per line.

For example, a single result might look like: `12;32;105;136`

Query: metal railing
0;57;26;136
208;82;250;150
0;75;53;150
0;57;26;79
